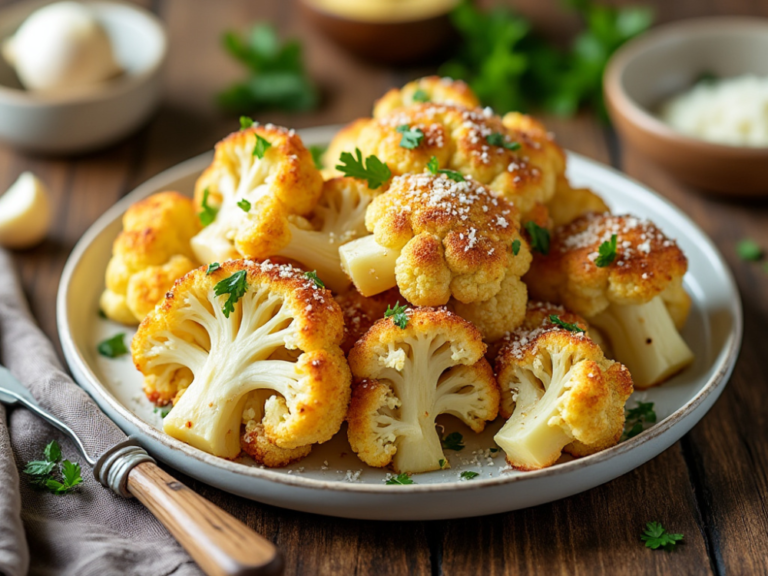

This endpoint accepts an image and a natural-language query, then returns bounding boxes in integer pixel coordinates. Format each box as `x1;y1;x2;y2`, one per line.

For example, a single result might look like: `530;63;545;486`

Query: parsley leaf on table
524;221;550;255
736;239;763;262
641;522;683;550
24;441;83;494
386;473;414;485
384;302;409;329
441;432;465;451
396;125;425;149
549;315;585;333
595;234;618;267
217;24;319;114
97;333;128;358
214;270;249;318
336;149;391;189
622;401;656;441
198;188;219;227
46;461;83;495
460;471;480;480
304;270;325;289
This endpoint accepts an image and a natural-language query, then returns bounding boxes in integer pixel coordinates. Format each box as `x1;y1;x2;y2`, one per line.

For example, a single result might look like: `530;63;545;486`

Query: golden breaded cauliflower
190;124;323;264
334;287;403;354
325;103;565;217
373;76;481;118
100;191;200;324
547;177;610;229
347;307;499;474
451;273;528;342
339;173;531;308
525;213;694;388
132;259;351;460
493;303;633;470
236;177;378;293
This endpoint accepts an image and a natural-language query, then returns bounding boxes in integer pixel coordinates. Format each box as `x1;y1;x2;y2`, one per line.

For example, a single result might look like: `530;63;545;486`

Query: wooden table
6;0;768;574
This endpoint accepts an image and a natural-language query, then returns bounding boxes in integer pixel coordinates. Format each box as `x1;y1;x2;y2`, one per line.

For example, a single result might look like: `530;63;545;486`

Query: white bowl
0;0;166;154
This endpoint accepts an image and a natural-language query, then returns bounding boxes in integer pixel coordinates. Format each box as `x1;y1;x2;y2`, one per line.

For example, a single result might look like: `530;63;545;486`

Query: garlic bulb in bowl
2;1;121;94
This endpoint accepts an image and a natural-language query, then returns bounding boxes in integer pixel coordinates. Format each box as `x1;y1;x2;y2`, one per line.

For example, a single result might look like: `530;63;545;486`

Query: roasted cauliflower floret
100;191;200;324
335;287;403;354
547;177;610;229
347;307;499;474
132;259;351;460
326;103;564;217
526;213;694;388
373;76;481;117
494;304;633;470
339;173;531;308
451;273;528;342
190;124;323;264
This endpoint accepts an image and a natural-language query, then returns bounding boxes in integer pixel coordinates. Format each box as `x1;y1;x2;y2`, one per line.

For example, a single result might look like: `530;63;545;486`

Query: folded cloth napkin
0;249;202;576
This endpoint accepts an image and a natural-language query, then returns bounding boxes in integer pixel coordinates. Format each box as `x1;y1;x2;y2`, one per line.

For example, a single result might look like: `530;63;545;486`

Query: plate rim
57;125;743;494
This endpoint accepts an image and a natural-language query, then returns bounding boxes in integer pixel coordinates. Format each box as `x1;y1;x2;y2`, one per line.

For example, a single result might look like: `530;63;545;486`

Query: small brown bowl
300;0;456;66
604;17;768;197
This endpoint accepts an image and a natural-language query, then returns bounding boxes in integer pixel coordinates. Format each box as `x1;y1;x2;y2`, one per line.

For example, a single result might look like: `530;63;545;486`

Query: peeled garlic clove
0;172;53;249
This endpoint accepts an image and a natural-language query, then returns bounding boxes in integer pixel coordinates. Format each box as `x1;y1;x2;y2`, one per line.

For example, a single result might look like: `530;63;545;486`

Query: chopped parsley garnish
237;198;251;212
439;458;447;469
97;309;107;319
595;234;618;267
214;270;248;318
549;314;585;333
512;239;521;256
460;471;480;480
384;302;409;329
24;440;83;494
309;144;327;170
239;116;254;130
396;124;424;149
386;473;414;485
426;156;465;182
622;401;656;441
253;134;272;159
736;239;763;262
412;88;430;103
336;148;391;189
198;188;219;227
153;406;171;418
486;132;521;151
525;221;550;255
641;522;683;551
206;262;221;275
97;333;128;358
304;270;325;289
441;431;465;451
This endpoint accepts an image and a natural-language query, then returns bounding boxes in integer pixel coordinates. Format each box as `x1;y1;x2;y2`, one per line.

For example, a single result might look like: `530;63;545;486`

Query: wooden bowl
300;0;456;65
604;18;768;197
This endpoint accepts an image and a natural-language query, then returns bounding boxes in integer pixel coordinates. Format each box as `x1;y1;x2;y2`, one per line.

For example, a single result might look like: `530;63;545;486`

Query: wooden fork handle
127;461;283;576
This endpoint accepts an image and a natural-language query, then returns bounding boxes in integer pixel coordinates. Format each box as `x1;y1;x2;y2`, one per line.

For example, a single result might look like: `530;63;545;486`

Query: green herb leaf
199;188;219;227
44;440;62;463
24;460;56;479
213;270;249;318
489;447;500;454
253;134;272;159
97;334;128;358
309;144;327;169
426;156;440;174
412;88;430;103
441;432;465;451
460;471;480;480
206;262;221;275
384;302;409;329
97;309;107;319
641;522;684;550
304;270;325;289
240;116;254;129
425;156;466;182
736;239;763;262
386;473;414;485
25;442;82;494
622;401;656;441
154;406;171;418
487;132;521;150
595;234;618;267
336;148;392;189
549;314;585;333
396;124;425;149
237;198;252;212
439;458;447;469
525;221;550;254
512;239;521;256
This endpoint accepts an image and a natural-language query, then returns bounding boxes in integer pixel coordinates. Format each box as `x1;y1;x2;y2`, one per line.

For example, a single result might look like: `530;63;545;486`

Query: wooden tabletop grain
5;0;768;574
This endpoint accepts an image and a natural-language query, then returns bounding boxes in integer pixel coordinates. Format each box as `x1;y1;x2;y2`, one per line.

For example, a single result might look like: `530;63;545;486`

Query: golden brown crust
335;287;404;354
373;76;481;118
241;421;312;467
547;176;609;229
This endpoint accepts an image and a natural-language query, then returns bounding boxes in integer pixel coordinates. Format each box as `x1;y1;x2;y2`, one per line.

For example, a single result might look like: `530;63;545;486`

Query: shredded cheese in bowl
659;75;768;147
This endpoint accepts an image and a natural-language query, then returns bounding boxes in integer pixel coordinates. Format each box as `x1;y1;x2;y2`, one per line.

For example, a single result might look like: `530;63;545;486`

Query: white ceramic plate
57;125;742;520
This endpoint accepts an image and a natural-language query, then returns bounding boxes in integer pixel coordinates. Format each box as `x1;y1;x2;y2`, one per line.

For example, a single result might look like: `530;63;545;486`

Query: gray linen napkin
0;249;202;576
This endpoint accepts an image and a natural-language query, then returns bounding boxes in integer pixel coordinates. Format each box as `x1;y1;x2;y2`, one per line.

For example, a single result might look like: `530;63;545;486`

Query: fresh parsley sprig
97;333;128;358
512;239;521;256
304;270;325;289
487;132;521;151
24;440;83;495
253;134;272;159
384;302;409;329
386;473;414;485
412;88;430;103
736;239;763;262
206;262;221;275
595;234;618;267
622;401;656;441
154;406;171;418
336;148;391;189
426;156;465;182
525;221;550;255
460;471;480;480
441;432;465;451
396;125;425;149
240;116;254;129
641;522;683;551
549;314;585;333
199;188;219;227
214;270;248;318
237;198;251;212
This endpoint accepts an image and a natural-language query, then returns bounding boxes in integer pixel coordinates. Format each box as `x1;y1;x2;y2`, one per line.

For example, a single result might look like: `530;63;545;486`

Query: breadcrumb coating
547;177;610;229
373;76;481;117
334;287;404;354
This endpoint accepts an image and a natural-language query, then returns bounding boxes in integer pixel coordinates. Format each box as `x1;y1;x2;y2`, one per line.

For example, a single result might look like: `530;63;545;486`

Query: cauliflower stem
588;295;694;389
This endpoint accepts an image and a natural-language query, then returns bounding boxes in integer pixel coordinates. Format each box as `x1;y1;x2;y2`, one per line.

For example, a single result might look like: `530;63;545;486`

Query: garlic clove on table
0;172;53;249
